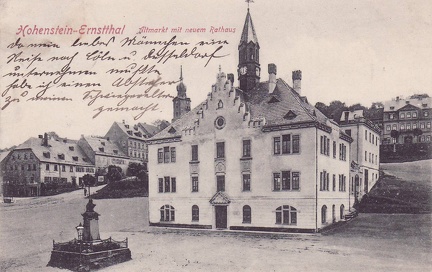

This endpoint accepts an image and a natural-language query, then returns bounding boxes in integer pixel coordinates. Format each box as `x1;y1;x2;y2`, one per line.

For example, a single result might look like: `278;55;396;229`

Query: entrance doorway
215;206;227;229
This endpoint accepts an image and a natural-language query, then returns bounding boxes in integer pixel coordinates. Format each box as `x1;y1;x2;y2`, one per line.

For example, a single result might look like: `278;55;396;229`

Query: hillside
359;160;432;213
92;177;148;199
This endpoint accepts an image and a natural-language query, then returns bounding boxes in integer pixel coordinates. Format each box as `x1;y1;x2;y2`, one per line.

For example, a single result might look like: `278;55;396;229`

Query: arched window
275;205;297;225
243;205;251;223
321;205;327;224
340;204;345;220
218;100;223;109
332;205;336;223
192;205;199;221
160;205;175;222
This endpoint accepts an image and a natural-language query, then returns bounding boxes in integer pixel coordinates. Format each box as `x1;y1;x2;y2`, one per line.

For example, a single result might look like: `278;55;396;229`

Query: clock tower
238;8;260;92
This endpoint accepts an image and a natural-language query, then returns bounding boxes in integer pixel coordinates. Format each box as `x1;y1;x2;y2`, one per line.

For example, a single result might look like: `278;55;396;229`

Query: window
400;113;405;119
413;124;417;129
160;205;175;222
164;147;170;163
170;147;176;163
369;132;371;143
275;205;297;225
275;134;300;155
62;165;66;172
420;123;425;129
282;135;291;154
217;175;225;191
401;124;405;130
159;176;176;193
243;205;251;223
216;142;225;158
192;176;199;192
340;204;345;220
407;112;411;118
54;165;58;171
192;205;199;221
407;124;411;130
321;205;327;224
333;141;336;158
365;130;367;140
427;122;431;129
386;125;391;131
242;139;251;157
273;137;281;154
70;166;73;172
424;111;429;117
274;171;300;191
413;112;417;118
157;148;163;163
243;174;251;191
32;164;36;171
320;171;330;191
191;145;198;161
273;173;281;191
339;175;347;191
339;143;346;161
332;174;336;191
27;164;31;171
320;135;330;155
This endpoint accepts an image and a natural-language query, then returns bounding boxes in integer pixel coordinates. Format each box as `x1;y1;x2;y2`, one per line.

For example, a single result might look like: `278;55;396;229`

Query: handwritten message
2;25;233;120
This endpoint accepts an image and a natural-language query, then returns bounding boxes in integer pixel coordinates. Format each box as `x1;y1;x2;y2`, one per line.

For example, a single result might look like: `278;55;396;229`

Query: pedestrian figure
84;188;87;196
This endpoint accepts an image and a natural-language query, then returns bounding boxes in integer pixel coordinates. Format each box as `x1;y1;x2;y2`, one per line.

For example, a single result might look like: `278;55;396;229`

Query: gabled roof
81;136;127;157
151;75;332;141
14;137;93;166
138;123;159;137
112;122;148;140
398;103;420;111
239;9;259;46
209;191;231;205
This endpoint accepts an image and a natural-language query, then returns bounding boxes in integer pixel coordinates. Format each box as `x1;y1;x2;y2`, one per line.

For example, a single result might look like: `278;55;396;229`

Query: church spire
239;5;259;47
173;66;191;122
238;4;260;93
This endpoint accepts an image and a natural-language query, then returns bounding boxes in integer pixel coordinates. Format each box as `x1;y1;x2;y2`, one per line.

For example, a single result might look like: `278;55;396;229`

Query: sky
1;0;432;149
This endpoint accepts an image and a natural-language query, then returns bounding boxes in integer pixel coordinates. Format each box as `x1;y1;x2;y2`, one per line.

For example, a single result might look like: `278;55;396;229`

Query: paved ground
0;188;431;272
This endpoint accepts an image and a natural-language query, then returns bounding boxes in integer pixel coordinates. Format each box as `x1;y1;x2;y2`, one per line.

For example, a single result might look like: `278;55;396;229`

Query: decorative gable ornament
209;191;231;205
284;110;297;120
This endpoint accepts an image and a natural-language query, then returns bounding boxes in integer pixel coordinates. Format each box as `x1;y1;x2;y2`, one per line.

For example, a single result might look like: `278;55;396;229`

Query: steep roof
239;9;259;46
112;122;148;140
138;123;160;137
151;73;333;141
15;137;93;166
82;136;127;157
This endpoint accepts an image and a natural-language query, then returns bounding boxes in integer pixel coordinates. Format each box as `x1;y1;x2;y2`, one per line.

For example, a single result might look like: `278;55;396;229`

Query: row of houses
1;121;167;197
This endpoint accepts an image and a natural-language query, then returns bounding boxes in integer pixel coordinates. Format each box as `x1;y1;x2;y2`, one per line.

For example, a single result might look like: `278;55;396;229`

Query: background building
2;134;94;196
339;110;381;204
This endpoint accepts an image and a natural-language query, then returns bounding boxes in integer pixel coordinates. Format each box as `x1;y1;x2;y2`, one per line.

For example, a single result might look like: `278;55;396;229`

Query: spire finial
246;0;254;10
180;65;183;81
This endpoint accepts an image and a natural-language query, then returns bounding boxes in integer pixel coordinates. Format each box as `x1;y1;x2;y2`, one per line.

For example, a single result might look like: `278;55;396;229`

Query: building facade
2;134;94;196
147;9;353;233
381;96;432;144
339;110;381;204
105;121;151;163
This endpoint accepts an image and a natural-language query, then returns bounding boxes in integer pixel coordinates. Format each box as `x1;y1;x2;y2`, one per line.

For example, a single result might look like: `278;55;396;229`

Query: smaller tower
172;66;191;122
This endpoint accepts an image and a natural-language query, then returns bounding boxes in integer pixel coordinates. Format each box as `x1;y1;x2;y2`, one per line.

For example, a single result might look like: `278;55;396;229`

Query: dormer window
99;147;104;152
390;106;395;110
101;142;105;146
72;156;78;161
284;110;297;120
268;96;280;103
82;158;88;162
168;127;177;134
217;100;223;109
43;152;50;158
58;154;65;160
113;150;118;154
127;130;132;135
69;146;74;151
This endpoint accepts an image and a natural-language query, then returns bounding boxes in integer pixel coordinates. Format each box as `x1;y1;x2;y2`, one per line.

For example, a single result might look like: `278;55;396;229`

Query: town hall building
147;8;353;232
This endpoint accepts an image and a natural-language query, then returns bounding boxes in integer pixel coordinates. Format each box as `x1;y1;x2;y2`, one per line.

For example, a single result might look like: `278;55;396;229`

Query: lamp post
76;223;84;266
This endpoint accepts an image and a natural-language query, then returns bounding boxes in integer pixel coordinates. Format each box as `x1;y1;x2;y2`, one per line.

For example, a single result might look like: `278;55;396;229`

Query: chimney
43;133;48;147
38;135;43;139
268;64;277;94
292;70;302;95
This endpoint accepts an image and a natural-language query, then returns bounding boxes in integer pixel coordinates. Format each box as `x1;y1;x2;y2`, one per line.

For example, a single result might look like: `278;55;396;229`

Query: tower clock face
240;66;247;75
